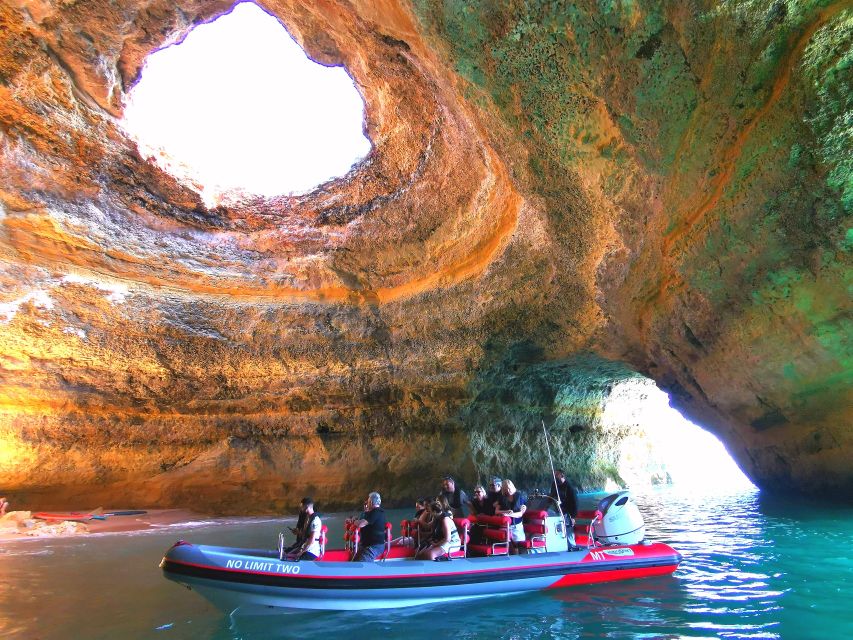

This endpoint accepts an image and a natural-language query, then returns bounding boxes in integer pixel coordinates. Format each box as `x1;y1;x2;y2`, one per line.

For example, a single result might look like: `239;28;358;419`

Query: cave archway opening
463;352;754;495
602;378;755;492
121;1;371;207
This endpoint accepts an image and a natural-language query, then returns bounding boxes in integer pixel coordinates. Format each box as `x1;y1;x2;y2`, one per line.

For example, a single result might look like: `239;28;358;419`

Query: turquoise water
1;486;852;639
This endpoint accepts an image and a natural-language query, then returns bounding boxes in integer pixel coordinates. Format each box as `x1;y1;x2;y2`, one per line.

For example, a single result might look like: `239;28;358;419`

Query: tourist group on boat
280;470;579;562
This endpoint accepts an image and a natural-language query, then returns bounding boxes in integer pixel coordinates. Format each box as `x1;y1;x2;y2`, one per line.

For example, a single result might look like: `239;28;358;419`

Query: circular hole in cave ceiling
121;1;371;207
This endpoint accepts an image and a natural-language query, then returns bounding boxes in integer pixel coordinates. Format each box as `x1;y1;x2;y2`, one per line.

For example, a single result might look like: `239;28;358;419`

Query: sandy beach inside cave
0;509;205;544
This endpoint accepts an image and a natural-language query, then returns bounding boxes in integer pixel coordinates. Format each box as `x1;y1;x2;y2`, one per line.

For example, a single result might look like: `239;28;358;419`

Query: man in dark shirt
550;469;578;525
353;491;388;561
468;485;492;516
440;476;469;518
282;497;311;556
486;476;502;515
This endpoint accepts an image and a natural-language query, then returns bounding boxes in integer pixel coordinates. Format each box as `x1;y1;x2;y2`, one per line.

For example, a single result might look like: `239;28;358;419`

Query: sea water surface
1;485;852;639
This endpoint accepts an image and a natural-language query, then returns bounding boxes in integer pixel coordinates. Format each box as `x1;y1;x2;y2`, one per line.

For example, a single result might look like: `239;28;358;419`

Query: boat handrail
378;522;393;562
344;518;360;560
319;525;328;559
587;510;603;549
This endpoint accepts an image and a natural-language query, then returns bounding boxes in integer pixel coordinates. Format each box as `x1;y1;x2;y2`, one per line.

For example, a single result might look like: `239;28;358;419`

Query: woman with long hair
415;498;461;561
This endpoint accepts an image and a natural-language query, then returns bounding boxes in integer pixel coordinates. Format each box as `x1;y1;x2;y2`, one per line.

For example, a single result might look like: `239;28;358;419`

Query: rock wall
0;0;850;511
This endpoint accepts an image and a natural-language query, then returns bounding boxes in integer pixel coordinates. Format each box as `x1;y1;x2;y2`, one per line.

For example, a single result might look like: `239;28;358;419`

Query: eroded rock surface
1;0;850;510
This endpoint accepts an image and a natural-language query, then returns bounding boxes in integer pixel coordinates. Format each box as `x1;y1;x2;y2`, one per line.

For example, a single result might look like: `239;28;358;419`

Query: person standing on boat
294;498;322;561
440;475;469;518
353;491;388;562
498;479;527;552
550;469;578;526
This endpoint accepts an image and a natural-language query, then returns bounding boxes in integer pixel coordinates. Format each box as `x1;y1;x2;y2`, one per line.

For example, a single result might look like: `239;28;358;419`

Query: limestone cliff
0;0;850;511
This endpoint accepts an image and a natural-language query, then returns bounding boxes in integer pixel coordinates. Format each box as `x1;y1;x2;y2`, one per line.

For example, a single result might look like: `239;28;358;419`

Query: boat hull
161;541;682;612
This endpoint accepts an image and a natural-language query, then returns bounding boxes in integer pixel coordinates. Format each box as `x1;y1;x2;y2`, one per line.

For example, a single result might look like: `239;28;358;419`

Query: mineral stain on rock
0;1;850;511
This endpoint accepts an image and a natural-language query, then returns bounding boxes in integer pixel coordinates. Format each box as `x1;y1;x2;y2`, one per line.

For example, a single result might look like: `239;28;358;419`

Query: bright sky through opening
121;2;370;205
605;381;755;490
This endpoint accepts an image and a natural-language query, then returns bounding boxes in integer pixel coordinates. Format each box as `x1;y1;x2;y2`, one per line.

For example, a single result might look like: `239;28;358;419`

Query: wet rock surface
1;1;850;510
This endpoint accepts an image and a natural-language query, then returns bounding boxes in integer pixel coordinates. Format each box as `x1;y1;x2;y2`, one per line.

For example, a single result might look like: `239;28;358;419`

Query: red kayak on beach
32;509;146;522
33;511;103;522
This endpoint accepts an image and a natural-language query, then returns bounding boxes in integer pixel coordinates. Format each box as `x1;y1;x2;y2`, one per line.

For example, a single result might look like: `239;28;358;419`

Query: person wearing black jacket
468;485;492;516
440;476;469;518
550;469;578;525
486;477;502;514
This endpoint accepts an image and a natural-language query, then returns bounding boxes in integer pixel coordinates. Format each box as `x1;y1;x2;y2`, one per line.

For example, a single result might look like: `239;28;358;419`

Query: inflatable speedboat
160;491;682;613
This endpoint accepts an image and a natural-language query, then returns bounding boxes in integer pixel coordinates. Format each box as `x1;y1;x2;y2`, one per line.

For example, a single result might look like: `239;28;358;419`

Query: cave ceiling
0;0;850;510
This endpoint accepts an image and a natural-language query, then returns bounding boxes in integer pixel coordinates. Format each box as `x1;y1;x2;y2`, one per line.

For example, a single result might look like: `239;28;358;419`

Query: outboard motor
592;491;645;545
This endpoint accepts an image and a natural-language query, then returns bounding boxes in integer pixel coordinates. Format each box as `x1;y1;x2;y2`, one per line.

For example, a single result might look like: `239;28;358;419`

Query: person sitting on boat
414;497;436;550
467;484;491;545
392;497;427;547
497;479;527;552
353;491;388;562
293;498;322;560
416;498;461;561
283;497;312;556
440;475;469;518
468;484;491;516
486;476;502;514
414;496;427;519
550;469;578;526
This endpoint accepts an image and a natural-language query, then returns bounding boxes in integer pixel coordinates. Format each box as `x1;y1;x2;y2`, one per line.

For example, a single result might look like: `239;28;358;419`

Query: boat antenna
542;419;570;551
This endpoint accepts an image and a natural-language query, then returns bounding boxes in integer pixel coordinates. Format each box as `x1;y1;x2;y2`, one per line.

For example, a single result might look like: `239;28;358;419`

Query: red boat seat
319;546;414;562
467;514;510;557
320;549;351;562
467;543;509;556
384;546;417;560
448;518;470;558
483;528;509;542
521;510;548;552
476;514;511;527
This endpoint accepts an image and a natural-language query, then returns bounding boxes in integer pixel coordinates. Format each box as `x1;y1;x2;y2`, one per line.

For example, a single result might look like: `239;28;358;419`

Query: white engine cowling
592;491;645;545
